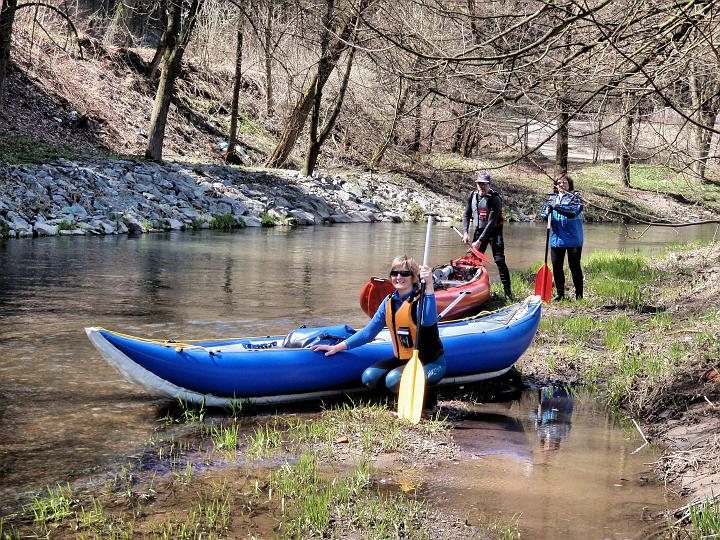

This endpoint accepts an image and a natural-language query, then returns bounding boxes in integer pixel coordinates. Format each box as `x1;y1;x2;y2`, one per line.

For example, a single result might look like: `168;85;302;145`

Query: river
0;222;715;535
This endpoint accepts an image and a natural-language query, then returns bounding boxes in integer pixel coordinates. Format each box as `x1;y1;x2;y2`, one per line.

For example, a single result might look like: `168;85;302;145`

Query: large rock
243;215;262;227
289;209;315;225
328;213;354;223
34;223;59;236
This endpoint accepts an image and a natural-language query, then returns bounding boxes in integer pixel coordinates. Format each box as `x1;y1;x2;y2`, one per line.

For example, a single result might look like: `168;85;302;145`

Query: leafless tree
226;8;244;163
145;0;205;161
265;0;369;169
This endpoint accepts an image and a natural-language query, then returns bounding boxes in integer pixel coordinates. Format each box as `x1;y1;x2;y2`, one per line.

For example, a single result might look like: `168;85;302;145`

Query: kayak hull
86;296;542;406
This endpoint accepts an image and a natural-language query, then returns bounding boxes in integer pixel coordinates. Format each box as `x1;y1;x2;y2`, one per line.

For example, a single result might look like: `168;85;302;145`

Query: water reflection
438;388;679;539
530;386;575;453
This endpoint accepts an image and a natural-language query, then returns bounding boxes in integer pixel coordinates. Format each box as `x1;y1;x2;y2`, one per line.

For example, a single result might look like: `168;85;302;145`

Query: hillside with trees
1;0;720;224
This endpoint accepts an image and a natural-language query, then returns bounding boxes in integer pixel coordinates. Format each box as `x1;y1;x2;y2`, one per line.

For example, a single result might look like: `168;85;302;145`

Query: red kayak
359;248;492;320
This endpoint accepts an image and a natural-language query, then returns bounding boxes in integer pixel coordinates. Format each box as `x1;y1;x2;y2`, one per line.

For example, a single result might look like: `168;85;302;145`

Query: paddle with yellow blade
397;214;434;424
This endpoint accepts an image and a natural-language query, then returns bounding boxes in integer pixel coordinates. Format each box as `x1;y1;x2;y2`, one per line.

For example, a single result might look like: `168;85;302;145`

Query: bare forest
1;0;720;185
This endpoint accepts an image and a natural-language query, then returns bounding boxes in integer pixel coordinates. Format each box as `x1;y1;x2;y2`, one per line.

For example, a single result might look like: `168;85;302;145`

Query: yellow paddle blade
397;353;426;424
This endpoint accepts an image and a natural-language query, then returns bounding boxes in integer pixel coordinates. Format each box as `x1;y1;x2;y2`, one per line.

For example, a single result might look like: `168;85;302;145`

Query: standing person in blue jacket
312;255;446;393
539;174;585;301
462;171;513;300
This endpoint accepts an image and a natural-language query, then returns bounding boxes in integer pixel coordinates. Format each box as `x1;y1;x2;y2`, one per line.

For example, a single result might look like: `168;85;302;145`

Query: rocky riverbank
0;159;466;239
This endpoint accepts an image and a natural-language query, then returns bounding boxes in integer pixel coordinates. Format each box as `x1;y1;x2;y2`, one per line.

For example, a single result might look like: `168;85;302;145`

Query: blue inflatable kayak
85;296;542;406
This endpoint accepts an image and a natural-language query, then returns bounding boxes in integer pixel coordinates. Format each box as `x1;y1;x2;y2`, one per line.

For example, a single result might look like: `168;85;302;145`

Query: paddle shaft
438;291;470;319
422;215;434;268
417;214;434;344
450;226;493;265
543;213;551;265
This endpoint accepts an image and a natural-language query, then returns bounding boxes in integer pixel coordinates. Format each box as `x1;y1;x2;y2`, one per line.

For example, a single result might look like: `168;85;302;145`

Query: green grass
574;163;720;213
408;202;425;223
0;219;10;238
540;314;599;343
164;398;206;423
210;422;240;450
58;219;76;231
147;483;231;539
247;421;284;458
285;401;411;455
260;213;277;227
209;213;245;230
0;517;19;539
476;512;522;540
604;315;635;350
193;482;231;533
27;482;77;526
688;498;720;538
605;345;680;410
491;272;533;300
269;452;430;539
583;251;658;310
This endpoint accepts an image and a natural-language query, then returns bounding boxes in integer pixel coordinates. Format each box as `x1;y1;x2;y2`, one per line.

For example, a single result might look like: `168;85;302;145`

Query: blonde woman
313;255;446;393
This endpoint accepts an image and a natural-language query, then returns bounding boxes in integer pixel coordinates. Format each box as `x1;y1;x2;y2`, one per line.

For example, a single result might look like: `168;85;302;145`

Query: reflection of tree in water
530;386;575;452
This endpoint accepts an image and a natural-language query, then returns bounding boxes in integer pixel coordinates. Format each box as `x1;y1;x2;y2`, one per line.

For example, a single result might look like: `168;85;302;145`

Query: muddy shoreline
519;243;720;514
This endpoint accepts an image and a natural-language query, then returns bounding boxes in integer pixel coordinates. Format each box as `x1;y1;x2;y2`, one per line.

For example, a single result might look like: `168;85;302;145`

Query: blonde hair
390;255;420;286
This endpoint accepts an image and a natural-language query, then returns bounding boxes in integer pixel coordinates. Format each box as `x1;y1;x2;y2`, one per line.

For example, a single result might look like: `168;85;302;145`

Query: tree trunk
303;45;354;176
226;16;244;163
555;99;569;176
427;97;438;153
149;4;169;80
451;109;466;154
371;77;408;168
265;71;318;168
304;139;321;177
689;71;720;184
264;0;274;117
149;34;168;78
105;0;138;48
0;0;18;111
518;119;529;157
461;117;476;157
619;92;634;188
266;0;368;169
592;98;607;163
409;96;421;152
145;0;203;162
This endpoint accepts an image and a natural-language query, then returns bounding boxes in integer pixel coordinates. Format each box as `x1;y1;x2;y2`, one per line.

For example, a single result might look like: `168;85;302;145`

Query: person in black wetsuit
461;171;513;300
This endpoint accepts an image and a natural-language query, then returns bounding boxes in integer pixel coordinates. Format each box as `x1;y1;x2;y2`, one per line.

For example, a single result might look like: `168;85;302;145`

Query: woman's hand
311;341;347;356
419;265;434;293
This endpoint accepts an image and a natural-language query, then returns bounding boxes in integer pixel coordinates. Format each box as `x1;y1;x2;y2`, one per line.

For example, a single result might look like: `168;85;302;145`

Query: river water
0;222;715;535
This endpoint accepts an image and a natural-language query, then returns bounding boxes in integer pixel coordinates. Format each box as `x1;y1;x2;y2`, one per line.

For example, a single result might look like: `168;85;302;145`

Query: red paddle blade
359;277;395;316
534;264;553;302
467;245;492;265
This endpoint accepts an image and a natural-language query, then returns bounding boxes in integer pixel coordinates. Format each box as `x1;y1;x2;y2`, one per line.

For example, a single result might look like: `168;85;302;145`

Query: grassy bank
517;241;720;536
0;402;495;539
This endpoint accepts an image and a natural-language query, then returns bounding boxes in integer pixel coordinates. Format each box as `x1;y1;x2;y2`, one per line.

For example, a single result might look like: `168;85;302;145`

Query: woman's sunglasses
390;270;413;277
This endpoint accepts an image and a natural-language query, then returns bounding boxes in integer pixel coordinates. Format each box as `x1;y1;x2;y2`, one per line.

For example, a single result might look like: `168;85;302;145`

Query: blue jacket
539;192;584;248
